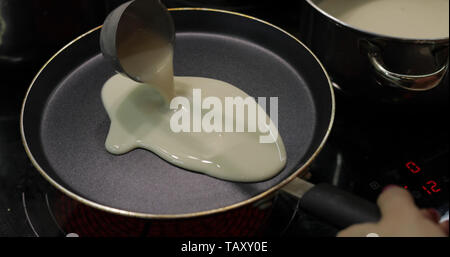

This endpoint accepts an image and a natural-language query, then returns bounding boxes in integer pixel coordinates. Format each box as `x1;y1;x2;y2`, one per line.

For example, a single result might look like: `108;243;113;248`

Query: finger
421;208;441;223
440;220;449;236
337;223;379;237
377;185;420;219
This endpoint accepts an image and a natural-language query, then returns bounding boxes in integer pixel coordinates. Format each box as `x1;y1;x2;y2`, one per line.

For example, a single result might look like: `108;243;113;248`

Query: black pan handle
282;179;381;229
300;183;381;229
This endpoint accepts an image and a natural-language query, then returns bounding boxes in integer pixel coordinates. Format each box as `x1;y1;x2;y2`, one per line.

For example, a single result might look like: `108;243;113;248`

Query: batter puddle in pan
101;74;286;182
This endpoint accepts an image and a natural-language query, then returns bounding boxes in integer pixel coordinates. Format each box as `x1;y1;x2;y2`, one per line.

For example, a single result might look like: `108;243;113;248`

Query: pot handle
282;177;381;229
368;51;448;91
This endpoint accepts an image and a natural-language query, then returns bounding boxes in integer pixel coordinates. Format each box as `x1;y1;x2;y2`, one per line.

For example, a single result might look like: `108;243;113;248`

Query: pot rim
306;0;449;44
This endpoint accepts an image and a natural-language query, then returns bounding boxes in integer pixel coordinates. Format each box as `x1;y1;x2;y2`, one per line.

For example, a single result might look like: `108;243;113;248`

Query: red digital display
403;161;442;197
406;161;421;174
422;180;441;195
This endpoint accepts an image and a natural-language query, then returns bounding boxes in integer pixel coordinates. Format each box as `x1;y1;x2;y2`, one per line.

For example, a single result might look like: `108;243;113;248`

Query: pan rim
20;7;336;219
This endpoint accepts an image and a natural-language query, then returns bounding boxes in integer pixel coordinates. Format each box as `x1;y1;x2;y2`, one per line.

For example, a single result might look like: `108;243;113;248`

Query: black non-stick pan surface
21;9;334;218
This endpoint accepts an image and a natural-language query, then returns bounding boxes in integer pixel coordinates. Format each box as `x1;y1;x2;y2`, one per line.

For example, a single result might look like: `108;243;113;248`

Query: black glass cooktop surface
1;84;448;237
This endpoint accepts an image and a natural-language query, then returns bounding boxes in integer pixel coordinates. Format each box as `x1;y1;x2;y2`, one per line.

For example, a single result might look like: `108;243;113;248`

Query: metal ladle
100;0;175;83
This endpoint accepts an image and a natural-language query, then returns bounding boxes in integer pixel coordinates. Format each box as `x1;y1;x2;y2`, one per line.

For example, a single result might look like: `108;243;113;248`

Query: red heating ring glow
51;192;272;237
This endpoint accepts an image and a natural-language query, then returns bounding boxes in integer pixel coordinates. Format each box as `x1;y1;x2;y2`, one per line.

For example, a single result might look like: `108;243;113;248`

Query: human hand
337;185;449;237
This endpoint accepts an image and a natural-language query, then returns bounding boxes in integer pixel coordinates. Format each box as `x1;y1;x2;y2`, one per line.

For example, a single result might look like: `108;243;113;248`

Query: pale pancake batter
316;0;449;39
101;74;287;182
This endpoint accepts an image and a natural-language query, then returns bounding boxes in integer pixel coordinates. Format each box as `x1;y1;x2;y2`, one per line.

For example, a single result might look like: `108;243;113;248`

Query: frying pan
21;8;380;229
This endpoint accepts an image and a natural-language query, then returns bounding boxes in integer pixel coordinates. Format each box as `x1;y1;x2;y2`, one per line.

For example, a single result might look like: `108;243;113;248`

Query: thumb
377;185;420;219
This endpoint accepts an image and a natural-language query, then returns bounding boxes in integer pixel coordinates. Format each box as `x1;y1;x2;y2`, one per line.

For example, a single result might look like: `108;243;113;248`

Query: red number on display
406;161;421;174
427;180;441;193
422;180;441;195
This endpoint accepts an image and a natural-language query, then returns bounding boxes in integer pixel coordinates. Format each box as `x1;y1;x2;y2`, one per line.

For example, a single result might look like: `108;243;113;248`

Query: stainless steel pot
299;0;449;103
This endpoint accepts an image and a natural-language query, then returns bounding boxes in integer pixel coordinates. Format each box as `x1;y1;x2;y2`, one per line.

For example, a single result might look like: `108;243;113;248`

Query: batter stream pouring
99;0;286;182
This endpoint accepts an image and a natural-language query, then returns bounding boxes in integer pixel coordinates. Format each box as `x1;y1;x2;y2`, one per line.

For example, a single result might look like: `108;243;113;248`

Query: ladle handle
282;178;381;229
